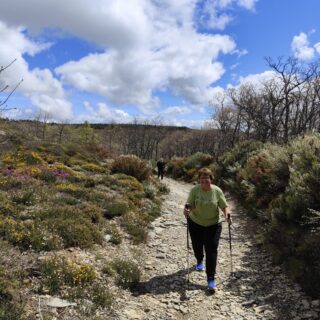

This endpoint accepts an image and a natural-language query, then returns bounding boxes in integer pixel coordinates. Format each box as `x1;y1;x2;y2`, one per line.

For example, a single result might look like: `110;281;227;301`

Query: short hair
198;167;213;181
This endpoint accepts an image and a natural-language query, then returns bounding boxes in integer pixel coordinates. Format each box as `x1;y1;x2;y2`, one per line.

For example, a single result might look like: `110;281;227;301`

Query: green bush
40;257;97;294
48;217;103;249
90;284;113;309
111;259;141;289
183;152;213;170
104;198;130;218
143;183;156;199
158;182;170;194
81;163;106;173
78;203;103;223
0;216;62;251
111;155;152;182
105;223;122;245
166;157;185;179
236;144;289;209
122;212;148;244
11;189;36;206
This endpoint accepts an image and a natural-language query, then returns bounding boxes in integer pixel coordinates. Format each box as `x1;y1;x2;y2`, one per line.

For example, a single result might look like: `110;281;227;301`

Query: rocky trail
113;178;319;320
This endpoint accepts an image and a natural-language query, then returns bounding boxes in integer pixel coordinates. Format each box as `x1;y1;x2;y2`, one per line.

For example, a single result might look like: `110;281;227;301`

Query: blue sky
1;0;320;127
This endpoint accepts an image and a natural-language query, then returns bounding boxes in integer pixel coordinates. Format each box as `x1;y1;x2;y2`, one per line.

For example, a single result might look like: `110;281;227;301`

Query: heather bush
103;197;130;218
158;182;170;194
267;134;320;224
40;256;96;294
48;216;103;249
0;216;62;251
105;222;122;245
111;155;152;182
166;157;185;179
81;163;106;173
11;189;36;206
166;153;214;181
0;267;24;320
56;182;86;198
183;152;213;170
90;284;113;309
143;183;156;199
237;144;289;209
122;211;148;244
111;259;141;289
79;203;103;223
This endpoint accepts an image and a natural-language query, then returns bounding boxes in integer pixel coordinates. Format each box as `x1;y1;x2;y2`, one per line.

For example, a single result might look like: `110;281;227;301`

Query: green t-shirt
187;184;228;227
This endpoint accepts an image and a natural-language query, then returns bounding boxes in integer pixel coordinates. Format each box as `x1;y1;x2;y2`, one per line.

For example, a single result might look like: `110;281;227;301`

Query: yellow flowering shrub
56;182;85;197
81;163;106;173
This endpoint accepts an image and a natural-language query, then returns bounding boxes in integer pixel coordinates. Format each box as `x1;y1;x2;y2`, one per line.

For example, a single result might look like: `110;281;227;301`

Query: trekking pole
185;204;191;283
227;213;234;277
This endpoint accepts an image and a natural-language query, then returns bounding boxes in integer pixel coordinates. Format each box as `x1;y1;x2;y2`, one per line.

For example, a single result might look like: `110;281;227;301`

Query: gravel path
114;178;319;320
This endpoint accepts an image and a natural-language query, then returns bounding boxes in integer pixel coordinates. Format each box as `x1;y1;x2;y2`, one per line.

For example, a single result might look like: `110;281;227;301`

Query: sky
1;0;320;127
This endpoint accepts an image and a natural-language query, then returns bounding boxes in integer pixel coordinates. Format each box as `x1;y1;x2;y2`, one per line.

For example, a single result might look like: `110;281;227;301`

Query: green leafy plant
111;259;141;289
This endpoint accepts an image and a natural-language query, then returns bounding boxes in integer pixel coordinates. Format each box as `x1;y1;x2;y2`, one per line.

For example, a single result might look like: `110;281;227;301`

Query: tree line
213;57;320;147
1;56;320;159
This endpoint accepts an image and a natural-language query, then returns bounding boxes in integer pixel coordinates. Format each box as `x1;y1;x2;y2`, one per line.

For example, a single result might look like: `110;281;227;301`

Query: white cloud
56;27;235;110
77;101;132;123
0;21;72;120
291;32;315;61
236;0;258;11
314;42;320;54
197;0;258;30
0;0;252;119
161;106;191;116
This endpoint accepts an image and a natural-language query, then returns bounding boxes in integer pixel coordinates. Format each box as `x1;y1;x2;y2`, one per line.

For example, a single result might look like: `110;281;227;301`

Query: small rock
241;299;256;307
45;297;76;308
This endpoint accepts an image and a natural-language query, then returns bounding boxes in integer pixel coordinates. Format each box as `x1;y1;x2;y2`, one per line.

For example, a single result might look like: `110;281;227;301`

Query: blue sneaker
196;262;204;271
207;280;216;291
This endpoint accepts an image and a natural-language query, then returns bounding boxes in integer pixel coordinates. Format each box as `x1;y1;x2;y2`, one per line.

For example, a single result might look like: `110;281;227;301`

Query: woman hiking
183;167;232;291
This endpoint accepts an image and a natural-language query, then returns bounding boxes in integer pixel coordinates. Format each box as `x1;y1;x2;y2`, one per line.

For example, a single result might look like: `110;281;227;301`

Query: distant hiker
184;167;232;291
156;158;165;180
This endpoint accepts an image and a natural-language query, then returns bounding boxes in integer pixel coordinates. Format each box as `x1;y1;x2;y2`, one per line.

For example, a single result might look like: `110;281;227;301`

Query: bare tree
0;59;23;113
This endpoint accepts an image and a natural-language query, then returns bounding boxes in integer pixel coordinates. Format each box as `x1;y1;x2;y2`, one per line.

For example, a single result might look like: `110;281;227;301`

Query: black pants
157;169;164;180
188;218;222;281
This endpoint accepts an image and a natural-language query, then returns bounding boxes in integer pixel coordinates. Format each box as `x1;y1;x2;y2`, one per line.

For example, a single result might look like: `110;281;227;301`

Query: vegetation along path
114;178;319;320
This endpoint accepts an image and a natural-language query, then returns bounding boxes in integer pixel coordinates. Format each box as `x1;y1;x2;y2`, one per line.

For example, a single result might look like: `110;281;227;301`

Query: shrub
104;198;130;218
237;144;289;209
183;152;213;170
158;182;170;194
0;176;23;191
143;183;156;199
39;170;57;183
0;216;62;251
102;263;116;277
111;155;151;182
48;217;103;249
0;267;24;320
40;257;97;294
105;223;122;245
122;211;148;244
90;284;113;309
166;157;185;179
115;174;144;192
81;163;106;173
78;203;103;223
56;182;86;198
11;189;36;206
111;259;141;289
25;151;43;165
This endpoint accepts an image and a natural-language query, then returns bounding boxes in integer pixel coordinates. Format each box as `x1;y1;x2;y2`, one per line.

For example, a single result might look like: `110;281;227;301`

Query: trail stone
44;297;76;308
